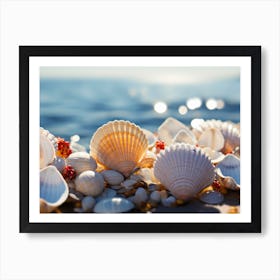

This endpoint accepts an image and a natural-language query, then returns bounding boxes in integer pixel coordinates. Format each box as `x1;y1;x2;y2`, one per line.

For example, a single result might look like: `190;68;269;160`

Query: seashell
90;120;148;177
138;150;157;168
40;166;69;212
101;170;124;186
191;119;240;153
158;117;195;146
52;156;66;172
40;132;55;169
40;127;58;148
161;196;177;207
199;190;224;204
154;143;215;201
216;154;240;184
81;196;96;212
134;187;148;206
96;188;117;202
142;128;157;148
198;128;224;151
66;152;97;174
172;129;197;145
94;197;134;213
150;191;161;203
75;170;104;197
137;168;160;184
202;147;225;164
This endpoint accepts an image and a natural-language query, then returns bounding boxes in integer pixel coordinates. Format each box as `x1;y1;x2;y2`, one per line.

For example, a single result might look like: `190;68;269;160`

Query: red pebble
62;165;76;180
155;140;165;150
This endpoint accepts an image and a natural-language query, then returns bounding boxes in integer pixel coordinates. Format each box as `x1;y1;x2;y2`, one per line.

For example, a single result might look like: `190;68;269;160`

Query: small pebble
81;196;96;212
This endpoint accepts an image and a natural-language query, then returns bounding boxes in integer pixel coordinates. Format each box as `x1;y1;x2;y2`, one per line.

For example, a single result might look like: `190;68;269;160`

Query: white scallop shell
198;128;225;151
191;119;240;153
101;170;124;186
199;190;224;204
75;170;104;197
40;166;69;212
158;117;195;146
202;147;225;164
66;152;97;174
90;120;148;177
154;143;215;201
172;129;197;145
215;154;240;189
40;127;58;148
94;197;134;213
40;132;55;169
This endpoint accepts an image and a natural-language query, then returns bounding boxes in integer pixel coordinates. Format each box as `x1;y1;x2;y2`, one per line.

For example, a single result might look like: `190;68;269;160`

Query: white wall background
0;0;279;279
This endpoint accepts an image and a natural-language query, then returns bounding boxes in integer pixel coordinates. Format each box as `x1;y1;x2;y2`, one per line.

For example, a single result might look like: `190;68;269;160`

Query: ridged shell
40;132;55;169
101;170;124;185
198;128;224;151
40;127;58;148
154;143;215;201
40;166;69;212
66;152;97;174
75;170;104;197
216;154;240;189
158;117;195;146
172;129;197;145
89;120;148;177
199;190;224;204
94;197;134;213
191;119;240;153
202;147;225;164
138;150;157;168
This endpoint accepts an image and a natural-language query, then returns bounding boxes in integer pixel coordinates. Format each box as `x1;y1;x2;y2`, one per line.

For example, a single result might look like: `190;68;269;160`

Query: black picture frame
19;46;261;233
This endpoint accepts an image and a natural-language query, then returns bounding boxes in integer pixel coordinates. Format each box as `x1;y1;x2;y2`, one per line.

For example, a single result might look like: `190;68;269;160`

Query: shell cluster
39;117;240;213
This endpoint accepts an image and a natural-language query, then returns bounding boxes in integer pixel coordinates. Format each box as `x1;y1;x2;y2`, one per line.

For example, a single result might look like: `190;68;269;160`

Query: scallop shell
191;119;240;153
75;170;104;197
158;117;195;146
89;120;148;177
198;128;224;151
40;127;58;148
66;152;97;174
94;197;134;213
216;154;240;189
172;129;197;145
40;166;69;212
154;143;215;201
199;190;224;204
101;170;124;186
40;132;55;169
202;147;225;164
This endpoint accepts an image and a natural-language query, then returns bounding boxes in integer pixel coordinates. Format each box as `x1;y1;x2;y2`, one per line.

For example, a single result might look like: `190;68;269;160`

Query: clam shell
89;120;148;177
75;170;104;197
40;132;55;169
40;166;69;212
66;152;97;174
154;143;215;201
94;197;134;213
158;117;195;146
101;170;124;186
199;190;224;204
198;128;224;151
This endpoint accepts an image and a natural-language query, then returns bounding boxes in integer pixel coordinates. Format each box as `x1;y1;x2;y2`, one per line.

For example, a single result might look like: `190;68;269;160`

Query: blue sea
40;77;240;148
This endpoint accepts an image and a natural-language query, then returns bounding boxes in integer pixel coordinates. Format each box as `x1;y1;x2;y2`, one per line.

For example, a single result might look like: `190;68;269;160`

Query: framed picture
19;46;261;233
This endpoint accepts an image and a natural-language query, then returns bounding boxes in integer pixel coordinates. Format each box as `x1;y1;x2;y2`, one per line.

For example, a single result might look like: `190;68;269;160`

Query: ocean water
40;77;240;148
